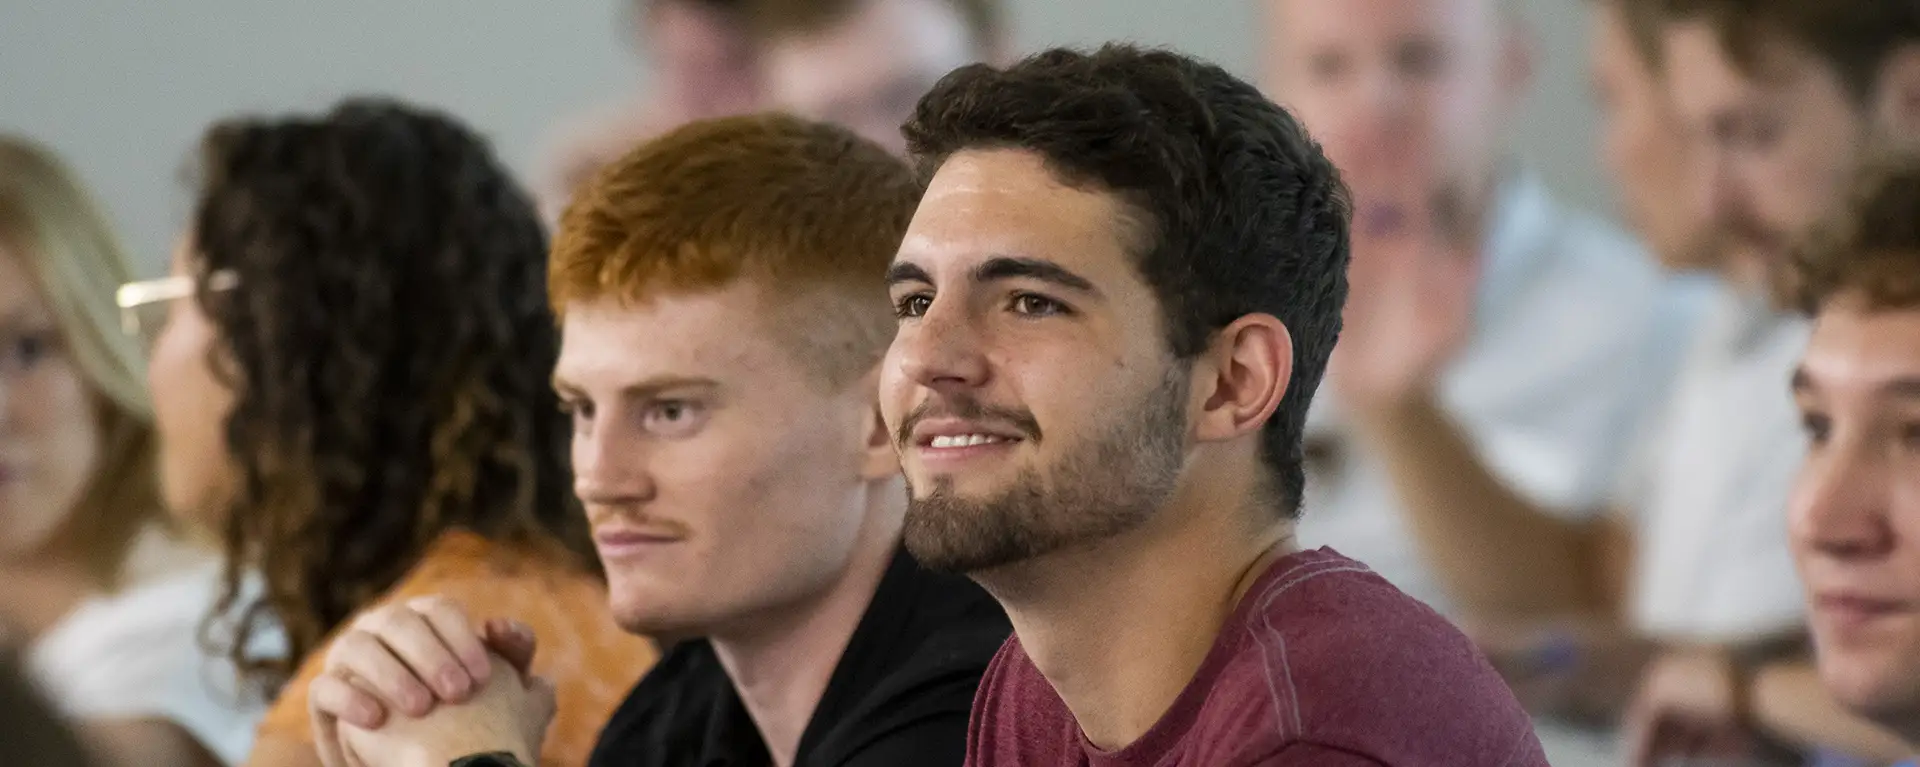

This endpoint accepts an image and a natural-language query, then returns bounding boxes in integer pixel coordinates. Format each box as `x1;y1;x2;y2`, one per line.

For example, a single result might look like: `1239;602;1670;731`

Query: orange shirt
257;530;656;765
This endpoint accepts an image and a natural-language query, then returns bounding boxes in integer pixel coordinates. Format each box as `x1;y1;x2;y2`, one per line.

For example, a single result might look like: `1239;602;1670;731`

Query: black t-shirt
588;546;1010;767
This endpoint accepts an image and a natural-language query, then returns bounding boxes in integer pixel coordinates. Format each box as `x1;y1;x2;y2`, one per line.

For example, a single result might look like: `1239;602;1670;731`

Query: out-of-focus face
1664;22;1867;275
145;243;238;530
882;149;1193;574
1587;3;1715;271
553;284;891;638
1264;0;1520;226
647;1;762;121
1790;296;1920;739
0;243;101;561
763;0;982;155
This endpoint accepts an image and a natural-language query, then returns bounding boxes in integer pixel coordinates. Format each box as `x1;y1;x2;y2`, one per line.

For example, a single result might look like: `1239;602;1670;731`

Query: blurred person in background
124;99;657;767
0;649;96;767
540;0;763;219
1602;1;1920;763
0;135;264;767
1261;0;1695;749
1787;156;1920;767
752;0;1004;154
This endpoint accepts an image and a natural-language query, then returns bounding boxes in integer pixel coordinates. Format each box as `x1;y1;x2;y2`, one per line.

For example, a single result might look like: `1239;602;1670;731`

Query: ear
1873;44;1920;144
853;369;901;481
1190;314;1293;445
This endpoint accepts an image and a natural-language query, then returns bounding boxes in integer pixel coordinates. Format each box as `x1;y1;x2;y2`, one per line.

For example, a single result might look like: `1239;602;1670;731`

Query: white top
1298;171;1702;615
26;562;269;766
1626;285;1810;640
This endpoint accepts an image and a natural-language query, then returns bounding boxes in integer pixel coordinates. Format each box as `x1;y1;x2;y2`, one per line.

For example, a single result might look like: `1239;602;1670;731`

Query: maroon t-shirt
965;548;1548;766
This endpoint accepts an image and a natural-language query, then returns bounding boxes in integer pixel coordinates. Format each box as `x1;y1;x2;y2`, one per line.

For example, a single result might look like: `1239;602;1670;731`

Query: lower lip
595;536;680;561
1815;598;1910;635
915;440;1019;468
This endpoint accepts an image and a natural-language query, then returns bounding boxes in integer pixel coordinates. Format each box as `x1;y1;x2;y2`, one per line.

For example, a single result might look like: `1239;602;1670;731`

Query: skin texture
1662;21;1868;286
1790;299;1920;750
143;244;236;532
1586;2;1716;271
882;147;1296;750
0;243;100;565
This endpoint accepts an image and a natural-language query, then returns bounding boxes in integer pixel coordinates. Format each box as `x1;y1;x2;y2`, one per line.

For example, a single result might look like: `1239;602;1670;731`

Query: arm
81;719;227;767
1349;397;1626;620
1750;660;1916;763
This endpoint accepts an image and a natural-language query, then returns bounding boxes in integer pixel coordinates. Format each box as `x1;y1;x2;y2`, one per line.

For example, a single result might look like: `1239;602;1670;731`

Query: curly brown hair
189;99;589;689
1792;153;1920;314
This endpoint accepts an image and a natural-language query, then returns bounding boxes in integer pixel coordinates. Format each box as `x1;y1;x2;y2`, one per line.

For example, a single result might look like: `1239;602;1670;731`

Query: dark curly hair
189;98;588;689
903;44;1351;517
1792;153;1920;314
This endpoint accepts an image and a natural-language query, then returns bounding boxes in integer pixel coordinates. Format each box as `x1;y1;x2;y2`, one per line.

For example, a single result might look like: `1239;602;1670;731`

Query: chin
1818;652;1920;723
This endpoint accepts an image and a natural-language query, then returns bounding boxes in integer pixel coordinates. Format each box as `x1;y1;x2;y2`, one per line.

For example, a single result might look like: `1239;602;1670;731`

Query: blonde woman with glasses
0;136;266;766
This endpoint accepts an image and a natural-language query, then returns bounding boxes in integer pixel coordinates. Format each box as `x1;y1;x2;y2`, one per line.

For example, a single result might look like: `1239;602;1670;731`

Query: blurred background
0;0;1601;273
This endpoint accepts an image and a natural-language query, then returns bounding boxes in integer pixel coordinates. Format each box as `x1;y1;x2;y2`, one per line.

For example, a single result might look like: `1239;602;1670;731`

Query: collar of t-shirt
589;544;1009;767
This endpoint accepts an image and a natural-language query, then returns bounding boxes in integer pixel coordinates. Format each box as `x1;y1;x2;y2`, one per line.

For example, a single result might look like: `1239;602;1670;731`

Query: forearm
1348;396;1606;620
1750;661;1917;763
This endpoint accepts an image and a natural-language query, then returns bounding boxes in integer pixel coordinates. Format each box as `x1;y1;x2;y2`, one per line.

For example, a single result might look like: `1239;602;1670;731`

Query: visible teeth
930;434;1007;448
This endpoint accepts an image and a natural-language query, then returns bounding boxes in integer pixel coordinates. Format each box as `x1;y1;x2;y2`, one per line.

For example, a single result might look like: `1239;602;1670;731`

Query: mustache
894;396;1043;446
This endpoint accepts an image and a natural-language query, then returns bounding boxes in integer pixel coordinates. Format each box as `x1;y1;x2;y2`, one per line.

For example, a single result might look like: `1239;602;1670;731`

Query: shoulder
1207;551;1546;765
961;637;1085;766
30;563;269;764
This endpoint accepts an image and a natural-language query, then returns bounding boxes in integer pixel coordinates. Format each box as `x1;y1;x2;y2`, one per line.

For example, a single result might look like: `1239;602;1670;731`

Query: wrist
406;740;535;767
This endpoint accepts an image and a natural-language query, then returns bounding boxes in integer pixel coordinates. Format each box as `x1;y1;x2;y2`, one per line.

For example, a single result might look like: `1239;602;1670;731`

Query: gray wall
0;0;1607;273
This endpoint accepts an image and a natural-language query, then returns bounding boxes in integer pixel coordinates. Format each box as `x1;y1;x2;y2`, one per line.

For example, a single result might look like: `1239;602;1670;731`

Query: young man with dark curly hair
1786;158;1920;765
879;44;1545;766
299;114;1009;767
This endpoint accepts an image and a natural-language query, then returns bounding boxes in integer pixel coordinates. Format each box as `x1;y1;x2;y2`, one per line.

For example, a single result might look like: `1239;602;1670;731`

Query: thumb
531;675;558;724
481;619;539;678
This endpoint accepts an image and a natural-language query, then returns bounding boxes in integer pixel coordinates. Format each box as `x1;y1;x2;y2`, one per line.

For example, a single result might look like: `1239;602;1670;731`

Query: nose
1695;149;1746;234
893;296;991;397
1791;439;1895;561
572;422;656;510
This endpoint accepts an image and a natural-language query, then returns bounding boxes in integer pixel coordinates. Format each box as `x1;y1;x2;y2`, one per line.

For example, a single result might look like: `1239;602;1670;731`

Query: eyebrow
885;256;1102;298
1886;377;1920;399
1788;369;1920;399
551;374;719;401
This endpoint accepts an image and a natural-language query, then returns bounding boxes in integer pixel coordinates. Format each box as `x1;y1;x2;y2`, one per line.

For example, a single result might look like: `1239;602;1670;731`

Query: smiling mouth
925;434;1020;449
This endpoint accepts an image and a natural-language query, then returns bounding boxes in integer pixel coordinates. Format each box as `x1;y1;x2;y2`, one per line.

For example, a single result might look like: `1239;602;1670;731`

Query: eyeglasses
114;271;238;349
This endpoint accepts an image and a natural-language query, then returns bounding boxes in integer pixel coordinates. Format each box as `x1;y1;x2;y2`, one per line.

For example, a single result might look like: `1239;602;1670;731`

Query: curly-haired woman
124;99;657;767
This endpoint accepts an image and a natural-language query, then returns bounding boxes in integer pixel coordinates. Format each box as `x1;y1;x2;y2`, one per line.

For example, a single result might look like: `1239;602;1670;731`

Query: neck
972;460;1295;752
710;479;905;767
0;552;100;646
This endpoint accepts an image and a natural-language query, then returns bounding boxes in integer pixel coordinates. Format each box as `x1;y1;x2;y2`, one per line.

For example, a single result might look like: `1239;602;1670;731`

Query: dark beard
902;371;1189;574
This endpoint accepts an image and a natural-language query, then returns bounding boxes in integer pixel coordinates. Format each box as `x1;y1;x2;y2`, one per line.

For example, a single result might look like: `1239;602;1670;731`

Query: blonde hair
0;135;163;589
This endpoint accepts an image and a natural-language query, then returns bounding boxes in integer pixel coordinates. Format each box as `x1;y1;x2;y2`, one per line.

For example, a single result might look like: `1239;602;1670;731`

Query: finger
311;671;387;730
328;631;437;717
405;596;492;686
482;618;539;678
528;676;559;747
308;675;353;767
359;604;478;703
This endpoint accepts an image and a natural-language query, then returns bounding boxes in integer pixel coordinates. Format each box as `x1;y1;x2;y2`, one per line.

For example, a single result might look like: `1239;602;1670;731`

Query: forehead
554;284;802;387
0;241;50;317
1664;21;1826;114
763;0;974;91
897;150;1141;281
1268;0;1494;47
1803;305;1920;389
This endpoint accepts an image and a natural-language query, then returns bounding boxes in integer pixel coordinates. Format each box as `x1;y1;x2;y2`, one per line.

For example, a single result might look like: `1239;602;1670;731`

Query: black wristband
451;753;532;767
